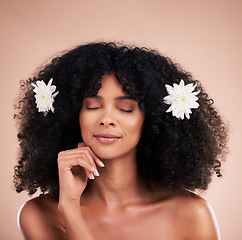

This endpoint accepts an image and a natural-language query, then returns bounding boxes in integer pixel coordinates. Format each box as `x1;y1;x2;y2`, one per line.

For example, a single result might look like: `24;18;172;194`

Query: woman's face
79;74;145;160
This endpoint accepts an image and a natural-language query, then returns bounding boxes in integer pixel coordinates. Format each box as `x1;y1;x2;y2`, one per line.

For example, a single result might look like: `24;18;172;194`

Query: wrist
58;198;81;213
58;199;93;240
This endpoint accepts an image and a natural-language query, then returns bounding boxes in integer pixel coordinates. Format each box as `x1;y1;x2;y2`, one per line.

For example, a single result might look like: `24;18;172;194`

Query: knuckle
84;149;89;155
77;155;85;163
58;151;63;158
85;146;91;151
57;154;62;162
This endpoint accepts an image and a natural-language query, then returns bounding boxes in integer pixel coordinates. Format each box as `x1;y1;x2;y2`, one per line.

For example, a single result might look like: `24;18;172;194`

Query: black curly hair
13;42;228;199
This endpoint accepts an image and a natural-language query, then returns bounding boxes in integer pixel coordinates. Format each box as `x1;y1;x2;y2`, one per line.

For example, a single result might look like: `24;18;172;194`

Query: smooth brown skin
19;74;219;240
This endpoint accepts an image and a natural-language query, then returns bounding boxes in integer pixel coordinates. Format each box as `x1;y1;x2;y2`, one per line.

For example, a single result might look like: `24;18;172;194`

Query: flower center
174;94;186;105
38;92;52;103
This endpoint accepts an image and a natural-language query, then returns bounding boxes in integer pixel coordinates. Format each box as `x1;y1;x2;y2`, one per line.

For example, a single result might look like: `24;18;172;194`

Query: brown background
1;0;241;239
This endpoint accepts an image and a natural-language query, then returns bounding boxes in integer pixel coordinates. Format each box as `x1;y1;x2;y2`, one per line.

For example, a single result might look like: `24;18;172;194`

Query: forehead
84;73;139;102
97;74;125;96
85;74;129;101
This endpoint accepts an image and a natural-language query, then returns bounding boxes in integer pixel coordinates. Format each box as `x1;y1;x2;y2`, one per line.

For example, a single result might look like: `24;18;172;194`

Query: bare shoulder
167;191;220;240
18;194;66;240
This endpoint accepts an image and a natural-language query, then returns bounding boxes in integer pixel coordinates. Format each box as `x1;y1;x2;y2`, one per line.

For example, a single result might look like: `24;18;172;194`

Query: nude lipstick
94;133;121;144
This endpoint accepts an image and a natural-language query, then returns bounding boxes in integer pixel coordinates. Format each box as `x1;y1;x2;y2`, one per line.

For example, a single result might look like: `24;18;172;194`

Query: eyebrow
85;95;135;101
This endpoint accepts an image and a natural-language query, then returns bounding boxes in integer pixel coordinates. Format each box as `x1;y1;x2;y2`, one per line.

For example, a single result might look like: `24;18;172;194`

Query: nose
100;121;115;126
99;109;117;127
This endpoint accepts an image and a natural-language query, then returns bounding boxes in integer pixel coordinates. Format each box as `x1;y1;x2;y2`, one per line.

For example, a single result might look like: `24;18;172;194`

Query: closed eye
86;107;101;110
119;109;133;113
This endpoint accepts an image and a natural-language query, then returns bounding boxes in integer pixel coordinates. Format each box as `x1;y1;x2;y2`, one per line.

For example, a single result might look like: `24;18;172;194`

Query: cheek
125;114;144;135
79;112;95;139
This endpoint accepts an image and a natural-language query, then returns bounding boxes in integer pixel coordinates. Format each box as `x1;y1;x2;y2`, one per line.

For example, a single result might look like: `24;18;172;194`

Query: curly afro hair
13;42;228;199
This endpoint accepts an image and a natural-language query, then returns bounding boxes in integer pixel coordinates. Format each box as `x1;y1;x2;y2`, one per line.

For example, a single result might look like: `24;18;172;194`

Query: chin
92;145;136;162
92;148;122;160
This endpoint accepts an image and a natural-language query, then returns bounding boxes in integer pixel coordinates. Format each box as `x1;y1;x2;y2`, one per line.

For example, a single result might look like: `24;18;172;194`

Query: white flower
31;78;59;116
163;79;200;120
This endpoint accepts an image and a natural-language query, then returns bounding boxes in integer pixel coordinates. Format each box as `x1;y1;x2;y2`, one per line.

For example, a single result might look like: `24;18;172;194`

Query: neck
82;151;147;211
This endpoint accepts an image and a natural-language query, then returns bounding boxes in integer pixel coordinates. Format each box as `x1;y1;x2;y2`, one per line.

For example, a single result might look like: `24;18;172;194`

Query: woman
14;42;228;239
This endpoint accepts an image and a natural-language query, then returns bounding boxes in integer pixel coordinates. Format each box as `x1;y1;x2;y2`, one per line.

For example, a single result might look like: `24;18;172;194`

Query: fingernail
100;162;105;167
89;173;95;179
92;167;99;176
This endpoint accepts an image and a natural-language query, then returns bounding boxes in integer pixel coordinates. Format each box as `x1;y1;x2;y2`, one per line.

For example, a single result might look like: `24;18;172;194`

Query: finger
59;151;99;175
59;146;104;171
76;144;105;168
87;150;105;168
78;146;104;169
58;157;97;175
77;144;105;168
85;169;95;180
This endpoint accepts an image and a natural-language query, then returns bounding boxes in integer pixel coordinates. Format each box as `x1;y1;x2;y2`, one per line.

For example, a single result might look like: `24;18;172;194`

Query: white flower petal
48;85;56;93
192;91;200;96
163;95;173;104
31;83;37;88
47;78;53;87
52;91;59;98
36;80;46;89
165;84;175;96
166;106;173;113
184;83;195;92
173;83;181;92
180;79;185;87
190;102;199;109
185;112;190;119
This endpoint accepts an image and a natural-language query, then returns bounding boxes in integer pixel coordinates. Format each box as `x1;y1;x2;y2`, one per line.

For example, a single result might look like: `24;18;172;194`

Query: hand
57;142;104;204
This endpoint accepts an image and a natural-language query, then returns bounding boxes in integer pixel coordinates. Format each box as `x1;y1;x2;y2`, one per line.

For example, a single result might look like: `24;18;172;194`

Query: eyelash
86;107;133;113
119;109;133;113
86;107;100;110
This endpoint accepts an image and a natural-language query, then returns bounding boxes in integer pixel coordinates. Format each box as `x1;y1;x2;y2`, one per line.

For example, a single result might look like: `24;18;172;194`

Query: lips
94;133;121;144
